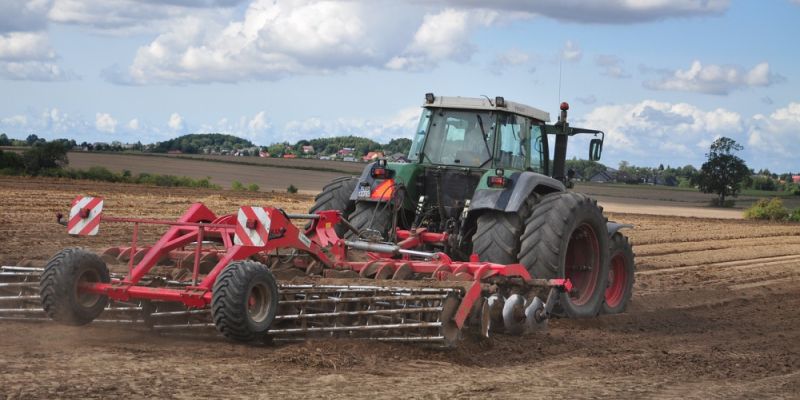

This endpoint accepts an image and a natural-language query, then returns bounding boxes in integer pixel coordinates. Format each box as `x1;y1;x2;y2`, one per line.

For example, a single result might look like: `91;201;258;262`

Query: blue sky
1;0;798;171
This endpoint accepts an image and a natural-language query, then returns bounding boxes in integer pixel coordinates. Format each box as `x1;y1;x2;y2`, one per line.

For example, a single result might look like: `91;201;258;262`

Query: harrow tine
0;282;39;288
0;295;40;302
0;308;45;315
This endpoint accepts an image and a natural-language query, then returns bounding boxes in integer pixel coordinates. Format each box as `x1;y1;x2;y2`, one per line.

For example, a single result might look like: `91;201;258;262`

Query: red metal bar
129;222;138;276
191;227;203;286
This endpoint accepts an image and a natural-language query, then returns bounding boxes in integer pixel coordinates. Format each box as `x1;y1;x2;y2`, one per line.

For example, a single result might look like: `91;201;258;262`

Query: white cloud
47;0;237;34
578;100;743;165
0;20;73;81
595;54;630;78
127;118;140;130
95;113;117;133
387;8;496;71
488;49;534;74
560;40;582;62
168;113;184;131
0;32;55;61
117;1;509;83
281;107;420;144
0;0;52;33
748;103;800;159
421;0;729;24
644;60;783;95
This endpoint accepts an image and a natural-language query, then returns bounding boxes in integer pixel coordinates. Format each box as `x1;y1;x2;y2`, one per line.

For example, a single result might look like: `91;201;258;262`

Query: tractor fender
606;222;633;237
470;171;565;213
348;163;377;202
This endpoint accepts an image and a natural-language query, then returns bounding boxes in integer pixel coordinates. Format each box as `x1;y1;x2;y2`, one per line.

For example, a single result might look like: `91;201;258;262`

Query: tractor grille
422;168;482;219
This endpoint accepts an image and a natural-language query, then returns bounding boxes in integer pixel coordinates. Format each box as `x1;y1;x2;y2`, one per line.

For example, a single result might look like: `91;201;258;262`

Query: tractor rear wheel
518;192;609;318
307;176;358;237
212;261;278;342
40;248;110;326
472;196;536;264
346;201;394;241
602;233;635;314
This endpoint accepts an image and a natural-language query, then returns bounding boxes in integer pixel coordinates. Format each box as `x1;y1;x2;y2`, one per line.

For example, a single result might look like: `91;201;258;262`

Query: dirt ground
1;177;799;399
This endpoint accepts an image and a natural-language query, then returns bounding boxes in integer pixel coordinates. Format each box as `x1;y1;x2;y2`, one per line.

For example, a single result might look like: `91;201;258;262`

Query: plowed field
1;177;798;399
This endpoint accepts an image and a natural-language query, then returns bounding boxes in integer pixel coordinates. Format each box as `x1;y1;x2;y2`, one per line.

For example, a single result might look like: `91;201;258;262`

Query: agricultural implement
1;196;574;345
0;94;635;346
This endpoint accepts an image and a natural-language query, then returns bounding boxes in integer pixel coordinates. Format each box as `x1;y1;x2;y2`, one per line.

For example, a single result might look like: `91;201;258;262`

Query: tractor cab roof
423;95;551;123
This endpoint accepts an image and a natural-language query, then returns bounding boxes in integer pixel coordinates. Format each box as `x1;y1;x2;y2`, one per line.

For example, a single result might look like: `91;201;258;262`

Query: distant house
302;145;315;154
343;156;356;162
793;175;800;184
590;171;615;183
283;154;297;159
362;151;384;162
337;147;355;157
319;156;332;161
259;151;270;158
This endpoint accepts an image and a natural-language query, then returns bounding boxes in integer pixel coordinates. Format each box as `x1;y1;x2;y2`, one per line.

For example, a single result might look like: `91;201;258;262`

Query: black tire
211;261;278;342
307;176;358;237
602;233;635;314
40;248;110;326
518;192;609;318
471;196;536;265
345;201;394;240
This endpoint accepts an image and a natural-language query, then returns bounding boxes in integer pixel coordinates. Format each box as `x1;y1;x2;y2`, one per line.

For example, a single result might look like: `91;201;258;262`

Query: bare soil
1;176;799;399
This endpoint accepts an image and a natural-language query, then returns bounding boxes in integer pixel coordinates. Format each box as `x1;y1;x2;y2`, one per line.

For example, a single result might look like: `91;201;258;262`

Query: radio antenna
558;56;563;104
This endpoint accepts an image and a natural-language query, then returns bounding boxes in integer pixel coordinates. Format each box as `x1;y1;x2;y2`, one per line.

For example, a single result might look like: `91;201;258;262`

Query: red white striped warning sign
68;196;104;236
234;206;271;247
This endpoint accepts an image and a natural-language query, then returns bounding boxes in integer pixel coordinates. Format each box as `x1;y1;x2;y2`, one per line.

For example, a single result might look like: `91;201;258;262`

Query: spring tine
0;308;45;315
274;306;442;321
268;321;442;335
152;323;215;331
149;310;209;318
0;282;38;288
0;266;44;273
0;295;40;302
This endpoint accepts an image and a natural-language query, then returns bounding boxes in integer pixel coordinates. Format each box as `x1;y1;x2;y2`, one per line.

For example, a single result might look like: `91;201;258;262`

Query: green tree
0;133;10;146
693;137;749;206
22;141;69;175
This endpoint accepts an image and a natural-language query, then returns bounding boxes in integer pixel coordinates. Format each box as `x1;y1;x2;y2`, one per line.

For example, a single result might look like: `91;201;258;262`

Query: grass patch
2;166;222;189
743;197;800;221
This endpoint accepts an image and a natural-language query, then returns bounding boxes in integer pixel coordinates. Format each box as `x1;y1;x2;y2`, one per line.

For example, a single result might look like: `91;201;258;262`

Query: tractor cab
408;94;549;174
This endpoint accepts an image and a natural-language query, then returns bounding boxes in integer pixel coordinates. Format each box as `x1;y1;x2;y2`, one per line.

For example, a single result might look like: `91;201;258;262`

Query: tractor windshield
420;109;495;167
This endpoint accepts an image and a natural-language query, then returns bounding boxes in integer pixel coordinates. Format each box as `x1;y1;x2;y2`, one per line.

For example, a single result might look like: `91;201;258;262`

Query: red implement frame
77;203;571;329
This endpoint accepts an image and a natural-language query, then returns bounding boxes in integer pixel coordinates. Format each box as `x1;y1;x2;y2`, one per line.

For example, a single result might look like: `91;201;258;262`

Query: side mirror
589;138;603;161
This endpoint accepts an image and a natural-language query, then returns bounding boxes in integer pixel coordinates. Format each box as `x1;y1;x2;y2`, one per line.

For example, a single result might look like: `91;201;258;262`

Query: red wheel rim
605;251;626;308
564;223;600;306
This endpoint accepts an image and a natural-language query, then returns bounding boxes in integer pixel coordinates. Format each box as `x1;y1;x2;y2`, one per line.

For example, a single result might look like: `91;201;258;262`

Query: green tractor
309;94;634;317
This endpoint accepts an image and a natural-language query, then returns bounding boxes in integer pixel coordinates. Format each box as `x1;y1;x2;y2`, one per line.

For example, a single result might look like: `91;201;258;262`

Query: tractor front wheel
602;233;635;314
518;192;609;318
40;248;110;326
212;261;279;342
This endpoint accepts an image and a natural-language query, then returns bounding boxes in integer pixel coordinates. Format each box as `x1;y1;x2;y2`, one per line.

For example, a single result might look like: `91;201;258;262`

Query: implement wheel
603;233;635;314
518;192;609;318
307;176;358;237
212;261;278;342
40;248;110;326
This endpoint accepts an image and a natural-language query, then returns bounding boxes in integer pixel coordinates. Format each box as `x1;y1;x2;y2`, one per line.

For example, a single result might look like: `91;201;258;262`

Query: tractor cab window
529;125;545;173
423;109;495;167
408;108;432;161
496;113;530;170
